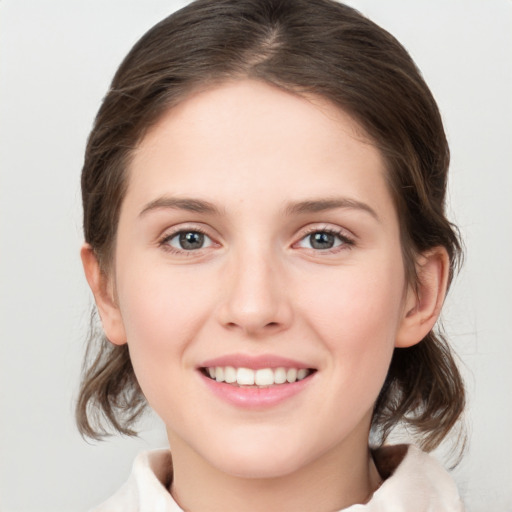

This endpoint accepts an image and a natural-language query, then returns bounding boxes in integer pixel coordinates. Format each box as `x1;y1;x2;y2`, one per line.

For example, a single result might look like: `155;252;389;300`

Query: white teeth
274;367;287;384
297;368;308;380
215;366;225;382
224;366;236;383
255;368;274;386
205;366;312;386
237;367;255;385
286;368;297;383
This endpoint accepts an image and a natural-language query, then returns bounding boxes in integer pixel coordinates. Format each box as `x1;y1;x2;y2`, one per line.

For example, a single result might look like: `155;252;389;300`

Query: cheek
118;260;209;334
115;263;215;382
299;257;405;373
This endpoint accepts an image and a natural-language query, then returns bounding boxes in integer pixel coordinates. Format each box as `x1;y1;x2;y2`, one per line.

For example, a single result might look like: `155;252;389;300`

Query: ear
395;246;450;348
80;243;127;346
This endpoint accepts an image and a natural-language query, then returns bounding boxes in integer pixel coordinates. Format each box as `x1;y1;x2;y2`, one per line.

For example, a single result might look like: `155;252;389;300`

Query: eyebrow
139;195;379;221
139;197;224;217
284;198;379;221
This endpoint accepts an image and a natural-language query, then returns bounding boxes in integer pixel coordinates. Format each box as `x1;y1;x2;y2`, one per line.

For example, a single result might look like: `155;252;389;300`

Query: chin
200;429;316;480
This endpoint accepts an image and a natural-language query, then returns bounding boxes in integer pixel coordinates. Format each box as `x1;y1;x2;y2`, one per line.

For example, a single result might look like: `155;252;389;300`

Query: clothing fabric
90;444;464;511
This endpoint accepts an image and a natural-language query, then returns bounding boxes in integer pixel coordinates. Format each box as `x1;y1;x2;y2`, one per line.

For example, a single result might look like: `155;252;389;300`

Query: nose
216;247;293;337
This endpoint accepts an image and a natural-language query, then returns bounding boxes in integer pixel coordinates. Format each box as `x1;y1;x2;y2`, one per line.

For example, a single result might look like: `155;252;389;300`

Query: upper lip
199;354;314;370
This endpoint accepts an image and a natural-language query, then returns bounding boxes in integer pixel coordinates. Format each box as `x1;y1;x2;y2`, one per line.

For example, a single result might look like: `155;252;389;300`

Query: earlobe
395;247;450;348
80;243;127;346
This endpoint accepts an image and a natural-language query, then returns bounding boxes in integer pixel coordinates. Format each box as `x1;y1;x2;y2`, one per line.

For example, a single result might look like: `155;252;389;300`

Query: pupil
179;231;204;250
310;232;334;249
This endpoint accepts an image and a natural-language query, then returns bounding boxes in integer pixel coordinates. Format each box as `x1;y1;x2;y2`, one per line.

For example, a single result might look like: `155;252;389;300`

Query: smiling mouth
200;366;316;388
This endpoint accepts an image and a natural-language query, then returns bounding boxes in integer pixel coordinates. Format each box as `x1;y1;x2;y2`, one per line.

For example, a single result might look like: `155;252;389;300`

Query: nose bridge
219;241;291;334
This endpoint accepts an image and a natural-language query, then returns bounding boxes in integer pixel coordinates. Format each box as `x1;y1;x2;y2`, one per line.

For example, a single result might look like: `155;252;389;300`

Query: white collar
91;444;464;511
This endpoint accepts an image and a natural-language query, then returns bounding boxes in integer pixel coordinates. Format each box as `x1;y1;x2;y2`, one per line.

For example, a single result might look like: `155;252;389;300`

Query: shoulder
344;444;464;511
89;450;182;512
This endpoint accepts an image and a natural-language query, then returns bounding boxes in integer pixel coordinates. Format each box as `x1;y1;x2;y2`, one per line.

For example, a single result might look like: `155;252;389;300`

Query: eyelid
293;224;356;252
157;223;220;254
155;222;355;256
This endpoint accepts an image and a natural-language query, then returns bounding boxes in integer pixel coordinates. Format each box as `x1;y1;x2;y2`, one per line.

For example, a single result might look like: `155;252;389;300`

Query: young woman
77;0;465;510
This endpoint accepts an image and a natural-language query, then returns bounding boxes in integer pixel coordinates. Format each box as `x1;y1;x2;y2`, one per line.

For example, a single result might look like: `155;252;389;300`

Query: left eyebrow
283;198;380;221
139;196;224;217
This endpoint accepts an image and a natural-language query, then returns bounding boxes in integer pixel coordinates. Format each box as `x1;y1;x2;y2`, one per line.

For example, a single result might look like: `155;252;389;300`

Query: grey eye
297;230;346;251
168;231;212;250
309;232;336;249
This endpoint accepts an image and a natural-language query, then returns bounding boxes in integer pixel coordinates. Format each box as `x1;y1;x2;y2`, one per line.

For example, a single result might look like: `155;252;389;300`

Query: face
111;80;412;478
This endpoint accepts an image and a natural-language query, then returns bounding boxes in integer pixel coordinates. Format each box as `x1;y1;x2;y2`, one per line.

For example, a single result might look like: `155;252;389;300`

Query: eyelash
157;225;355;255
158;226;213;255
296;226;355;254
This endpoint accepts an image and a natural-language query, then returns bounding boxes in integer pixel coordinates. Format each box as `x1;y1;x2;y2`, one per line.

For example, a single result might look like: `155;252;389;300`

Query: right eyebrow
139;196;224;217
283;197;380;222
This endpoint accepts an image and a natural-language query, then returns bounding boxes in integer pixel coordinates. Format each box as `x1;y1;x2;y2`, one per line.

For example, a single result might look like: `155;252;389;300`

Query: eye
162;230;214;251
296;229;353;251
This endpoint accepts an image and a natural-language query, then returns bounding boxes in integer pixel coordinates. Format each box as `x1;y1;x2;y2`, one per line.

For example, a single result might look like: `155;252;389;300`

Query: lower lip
199;372;314;408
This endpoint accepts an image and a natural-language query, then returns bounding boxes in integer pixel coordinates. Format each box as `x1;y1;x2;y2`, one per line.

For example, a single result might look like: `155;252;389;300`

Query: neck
167;429;381;512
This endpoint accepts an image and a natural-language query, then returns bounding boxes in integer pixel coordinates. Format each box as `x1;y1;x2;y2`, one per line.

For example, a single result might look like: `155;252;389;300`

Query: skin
82;79;449;511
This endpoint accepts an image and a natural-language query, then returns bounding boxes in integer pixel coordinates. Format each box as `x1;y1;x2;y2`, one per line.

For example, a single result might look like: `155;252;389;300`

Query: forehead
125;79;395;223
135;79;373;159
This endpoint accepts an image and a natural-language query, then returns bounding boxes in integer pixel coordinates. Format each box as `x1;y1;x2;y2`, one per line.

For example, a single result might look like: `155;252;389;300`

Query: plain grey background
1;1;511;511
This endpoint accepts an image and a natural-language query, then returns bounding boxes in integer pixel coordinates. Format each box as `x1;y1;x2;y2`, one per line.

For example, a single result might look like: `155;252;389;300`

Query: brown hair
77;0;465;451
